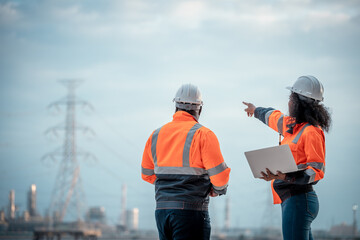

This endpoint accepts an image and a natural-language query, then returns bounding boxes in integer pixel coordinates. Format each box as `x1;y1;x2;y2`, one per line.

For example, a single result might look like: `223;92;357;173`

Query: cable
92;111;140;150
94;136;139;170
92;160;125;182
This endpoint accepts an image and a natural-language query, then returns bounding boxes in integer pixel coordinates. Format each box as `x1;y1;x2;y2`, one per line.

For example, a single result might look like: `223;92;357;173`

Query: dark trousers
281;191;319;240
155;209;211;240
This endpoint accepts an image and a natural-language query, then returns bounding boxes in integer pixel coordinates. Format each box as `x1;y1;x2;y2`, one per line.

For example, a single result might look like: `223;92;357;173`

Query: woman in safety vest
243;76;331;240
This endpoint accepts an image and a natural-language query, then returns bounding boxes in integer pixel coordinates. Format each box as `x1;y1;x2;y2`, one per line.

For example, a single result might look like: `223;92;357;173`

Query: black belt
289;185;314;197
156;201;208;211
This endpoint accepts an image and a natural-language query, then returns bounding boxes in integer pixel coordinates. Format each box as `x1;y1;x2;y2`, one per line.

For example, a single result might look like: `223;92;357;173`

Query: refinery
0;184;358;240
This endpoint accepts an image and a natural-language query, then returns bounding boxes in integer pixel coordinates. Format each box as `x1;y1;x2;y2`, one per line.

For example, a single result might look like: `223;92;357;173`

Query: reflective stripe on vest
151;123;204;175
151;127;162;167
155;166;208;176
265;110;275;126
142;167;155;176
292;123;311;144
182;123;203;167
297;162;325;172
207;162;228;177
277;114;284;136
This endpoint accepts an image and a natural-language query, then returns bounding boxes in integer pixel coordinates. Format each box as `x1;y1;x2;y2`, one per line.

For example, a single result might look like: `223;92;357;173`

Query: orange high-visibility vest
255;107;325;204
141;111;230;210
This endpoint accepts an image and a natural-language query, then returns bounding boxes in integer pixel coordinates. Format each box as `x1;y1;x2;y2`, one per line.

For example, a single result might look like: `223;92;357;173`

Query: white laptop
244;144;302;178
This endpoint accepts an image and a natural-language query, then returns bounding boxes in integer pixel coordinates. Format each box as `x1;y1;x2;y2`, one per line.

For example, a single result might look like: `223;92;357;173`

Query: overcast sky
1;0;359;231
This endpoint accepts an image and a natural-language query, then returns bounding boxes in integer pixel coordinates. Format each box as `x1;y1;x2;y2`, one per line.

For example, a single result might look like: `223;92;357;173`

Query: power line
94;136;138;170
0;111;44;118
91;111;139;150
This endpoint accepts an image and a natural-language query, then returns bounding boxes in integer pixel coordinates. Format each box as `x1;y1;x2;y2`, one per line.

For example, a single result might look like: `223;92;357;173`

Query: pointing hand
243;101;256;117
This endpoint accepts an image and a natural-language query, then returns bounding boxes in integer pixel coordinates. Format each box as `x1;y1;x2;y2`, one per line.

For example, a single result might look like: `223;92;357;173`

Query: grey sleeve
254;107;275;124
213;186;228;196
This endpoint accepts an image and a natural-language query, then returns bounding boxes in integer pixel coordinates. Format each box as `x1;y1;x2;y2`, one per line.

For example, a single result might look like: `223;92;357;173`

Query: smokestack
126;208;139;231
120;184;127;226
8;190;15;220
28;184;37;217
353;204;358;237
224;197;230;230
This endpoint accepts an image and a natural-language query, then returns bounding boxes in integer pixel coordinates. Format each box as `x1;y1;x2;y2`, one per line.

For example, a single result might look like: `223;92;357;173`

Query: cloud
170;1;207;29
3;0;356;40
301;10;351;31
51;4;99;23
0;1;20;25
153;1;356;36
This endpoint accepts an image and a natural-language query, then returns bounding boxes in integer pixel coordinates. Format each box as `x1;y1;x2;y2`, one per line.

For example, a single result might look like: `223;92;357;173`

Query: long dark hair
289;92;332;132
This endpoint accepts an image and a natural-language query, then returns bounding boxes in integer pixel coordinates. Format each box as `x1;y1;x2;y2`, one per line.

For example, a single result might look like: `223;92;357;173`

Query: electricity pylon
44;79;94;223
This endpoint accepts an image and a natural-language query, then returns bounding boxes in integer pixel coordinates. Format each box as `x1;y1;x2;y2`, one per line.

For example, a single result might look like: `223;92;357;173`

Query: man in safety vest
141;83;231;240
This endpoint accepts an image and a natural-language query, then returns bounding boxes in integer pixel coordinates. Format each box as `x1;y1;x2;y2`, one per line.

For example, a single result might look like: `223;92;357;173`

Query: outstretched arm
243;101;288;136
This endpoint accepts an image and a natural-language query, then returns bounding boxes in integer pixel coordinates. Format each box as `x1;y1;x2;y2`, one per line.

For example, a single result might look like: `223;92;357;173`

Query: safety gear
141;111;230;210
255;107;325;204
286;76;324;102
173;84;203;111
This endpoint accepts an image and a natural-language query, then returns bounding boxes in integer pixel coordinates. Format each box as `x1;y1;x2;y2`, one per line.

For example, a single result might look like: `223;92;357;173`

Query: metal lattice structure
44;79;94;223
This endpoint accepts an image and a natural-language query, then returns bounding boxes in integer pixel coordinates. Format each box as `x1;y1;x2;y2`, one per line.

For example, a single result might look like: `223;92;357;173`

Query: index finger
242;101;250;106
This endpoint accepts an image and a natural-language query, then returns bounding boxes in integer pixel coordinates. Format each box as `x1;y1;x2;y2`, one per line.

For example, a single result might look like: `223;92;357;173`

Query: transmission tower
44;79;94;223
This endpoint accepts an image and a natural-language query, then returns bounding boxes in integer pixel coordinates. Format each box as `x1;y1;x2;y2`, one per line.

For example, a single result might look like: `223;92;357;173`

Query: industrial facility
0;184;358;240
0;80;358;240
0;184;157;239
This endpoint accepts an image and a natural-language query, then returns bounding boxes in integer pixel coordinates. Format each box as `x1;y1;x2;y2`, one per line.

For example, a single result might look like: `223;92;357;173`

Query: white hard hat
286;75;324;102
173;83;203;111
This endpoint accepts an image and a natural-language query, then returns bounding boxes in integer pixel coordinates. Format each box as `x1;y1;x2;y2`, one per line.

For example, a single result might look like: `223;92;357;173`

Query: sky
0;0;360;231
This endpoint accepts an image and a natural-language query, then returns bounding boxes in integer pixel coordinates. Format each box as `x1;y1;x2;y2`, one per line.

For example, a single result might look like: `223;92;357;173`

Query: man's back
142;111;230;209
141;83;230;240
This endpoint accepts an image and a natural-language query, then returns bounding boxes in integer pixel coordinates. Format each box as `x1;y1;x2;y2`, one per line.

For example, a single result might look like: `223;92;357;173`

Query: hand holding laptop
260;168;286;181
